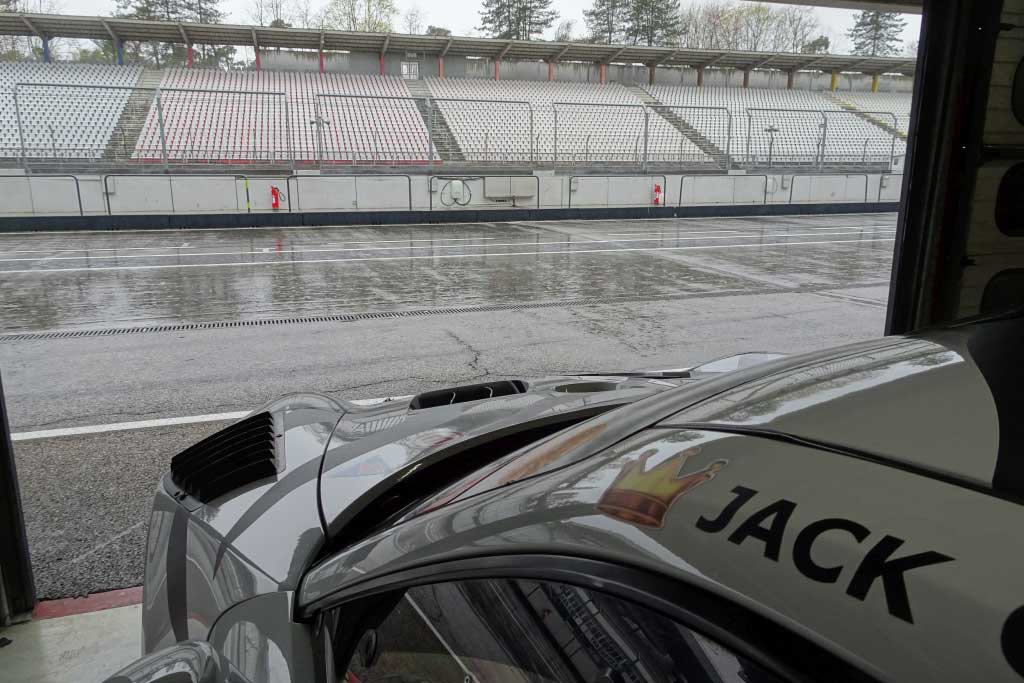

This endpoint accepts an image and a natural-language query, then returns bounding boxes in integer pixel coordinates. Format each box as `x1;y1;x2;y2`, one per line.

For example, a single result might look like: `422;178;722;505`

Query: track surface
0;213;897;598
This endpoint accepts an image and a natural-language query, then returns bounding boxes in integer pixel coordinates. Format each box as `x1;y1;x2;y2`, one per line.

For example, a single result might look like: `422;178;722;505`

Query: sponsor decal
697;486;954;624
597;445;729;528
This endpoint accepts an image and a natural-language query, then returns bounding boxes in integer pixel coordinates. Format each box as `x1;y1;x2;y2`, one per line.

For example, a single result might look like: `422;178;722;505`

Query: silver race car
106;312;1024;683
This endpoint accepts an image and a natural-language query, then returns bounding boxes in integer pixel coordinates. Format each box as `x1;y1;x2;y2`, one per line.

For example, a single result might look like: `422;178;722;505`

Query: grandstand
1;63;141;160
643;85;907;168
0;13;914;174
423;79;711;167
133;69;433;164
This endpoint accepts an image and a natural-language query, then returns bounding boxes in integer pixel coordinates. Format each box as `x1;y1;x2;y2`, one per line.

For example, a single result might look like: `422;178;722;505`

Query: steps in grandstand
629;85;730;169
405;79;465;162
103;69;162;164
824;92;908;142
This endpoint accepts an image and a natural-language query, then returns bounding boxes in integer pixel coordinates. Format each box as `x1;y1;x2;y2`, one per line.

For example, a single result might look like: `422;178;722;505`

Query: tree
402;5;424;34
426;25;451;36
248;0;289;26
478;0;557;41
554;19;574;42
904;39;918;57
583;0;627;44
625;0;681;47
323;0;396;32
847;10;907;56
801;35;830;54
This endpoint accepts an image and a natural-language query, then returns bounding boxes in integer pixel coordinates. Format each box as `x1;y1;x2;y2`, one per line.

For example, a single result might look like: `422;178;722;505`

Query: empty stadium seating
133;69;434;163
644;85;902;166
0;63;141;160
0;61;911;171
424;78;711;166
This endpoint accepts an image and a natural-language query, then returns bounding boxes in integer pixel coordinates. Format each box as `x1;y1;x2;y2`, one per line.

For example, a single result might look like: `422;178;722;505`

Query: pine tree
478;0;557;41
583;0;628;44
625;0;681;47
846;11;906;57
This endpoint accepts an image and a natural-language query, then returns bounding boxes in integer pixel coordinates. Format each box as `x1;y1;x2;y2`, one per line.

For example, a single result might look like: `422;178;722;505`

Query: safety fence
1;83;907;173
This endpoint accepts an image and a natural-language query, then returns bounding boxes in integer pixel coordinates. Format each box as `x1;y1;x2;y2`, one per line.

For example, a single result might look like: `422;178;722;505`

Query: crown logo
597;446;728;528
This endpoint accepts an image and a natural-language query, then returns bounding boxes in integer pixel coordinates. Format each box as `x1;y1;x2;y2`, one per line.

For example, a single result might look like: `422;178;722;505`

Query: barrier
678;174;769;206
569;175;667;208
788;173;869;204
427;175;541;211
102;174;250;214
0;174;83;215
284;174;413;212
878;173;904;202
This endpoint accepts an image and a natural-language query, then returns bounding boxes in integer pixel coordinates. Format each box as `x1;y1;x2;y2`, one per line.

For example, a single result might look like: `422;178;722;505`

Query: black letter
726;499;796;561
696;486;758;533
846;535;954;623
792;518;870;583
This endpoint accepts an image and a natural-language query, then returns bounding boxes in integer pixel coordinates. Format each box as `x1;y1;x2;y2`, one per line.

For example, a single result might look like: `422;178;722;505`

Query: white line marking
0;229;896;263
11;411;252;441
10;396;411;441
1;235;896;273
0;235;502;256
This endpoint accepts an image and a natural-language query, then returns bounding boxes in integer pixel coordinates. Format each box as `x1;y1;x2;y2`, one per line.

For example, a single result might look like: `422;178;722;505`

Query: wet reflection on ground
0;215;897;332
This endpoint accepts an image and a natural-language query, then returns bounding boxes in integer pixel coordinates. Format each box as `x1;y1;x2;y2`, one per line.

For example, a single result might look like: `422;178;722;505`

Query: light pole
764;125;779;168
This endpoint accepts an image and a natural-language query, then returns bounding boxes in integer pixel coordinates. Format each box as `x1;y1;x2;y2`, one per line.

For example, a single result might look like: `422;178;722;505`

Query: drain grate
0;282;890;343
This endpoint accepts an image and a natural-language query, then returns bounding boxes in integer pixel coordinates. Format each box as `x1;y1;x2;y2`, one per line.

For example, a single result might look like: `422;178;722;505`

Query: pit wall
260;51;913;93
0;172;904;219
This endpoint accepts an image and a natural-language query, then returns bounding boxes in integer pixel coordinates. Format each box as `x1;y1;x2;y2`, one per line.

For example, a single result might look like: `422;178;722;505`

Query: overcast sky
44;0;922;54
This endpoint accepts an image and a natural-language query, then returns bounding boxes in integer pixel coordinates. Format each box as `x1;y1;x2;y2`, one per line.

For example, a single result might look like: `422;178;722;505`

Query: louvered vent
170;412;277;503
409;380;528;410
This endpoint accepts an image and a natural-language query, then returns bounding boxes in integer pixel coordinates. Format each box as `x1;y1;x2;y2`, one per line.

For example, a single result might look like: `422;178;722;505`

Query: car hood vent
170;411;278;504
409;380;528;410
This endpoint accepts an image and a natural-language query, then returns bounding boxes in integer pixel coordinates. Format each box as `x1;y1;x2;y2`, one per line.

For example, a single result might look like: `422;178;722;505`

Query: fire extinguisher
653;183;662;206
271;186;282;210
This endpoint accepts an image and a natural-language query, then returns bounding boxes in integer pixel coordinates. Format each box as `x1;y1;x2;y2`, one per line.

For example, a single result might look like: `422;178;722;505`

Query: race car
105;312;1024;683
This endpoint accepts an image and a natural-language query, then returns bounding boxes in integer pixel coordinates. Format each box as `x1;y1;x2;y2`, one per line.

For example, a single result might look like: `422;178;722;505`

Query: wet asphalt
0;213;897;598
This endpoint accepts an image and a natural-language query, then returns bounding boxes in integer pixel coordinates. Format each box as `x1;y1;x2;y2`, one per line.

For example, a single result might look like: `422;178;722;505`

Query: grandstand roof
0;13;917;76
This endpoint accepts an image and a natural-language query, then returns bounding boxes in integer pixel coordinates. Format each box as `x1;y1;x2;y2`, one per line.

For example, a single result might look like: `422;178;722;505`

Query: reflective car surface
105;312;1024;683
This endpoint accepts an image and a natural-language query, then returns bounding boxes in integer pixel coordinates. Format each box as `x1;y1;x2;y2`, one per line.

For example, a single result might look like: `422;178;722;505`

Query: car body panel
142;395;338;653
300;427;1024;683
662;333;1000;486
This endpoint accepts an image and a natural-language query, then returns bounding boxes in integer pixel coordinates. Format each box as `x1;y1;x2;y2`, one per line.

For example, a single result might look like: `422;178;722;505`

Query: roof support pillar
598;62;605;84
379;53;385;75
319;33;325;74
742;69;750;88
116;38;124;66
548;61;554;81
41;36;50;63
787;70;795;90
872;74;880;92
648;63;656;86
252;29;260;71
830;70;838;91
696;66;704;87
438;55;444;78
495;59;500;80
187;44;194;68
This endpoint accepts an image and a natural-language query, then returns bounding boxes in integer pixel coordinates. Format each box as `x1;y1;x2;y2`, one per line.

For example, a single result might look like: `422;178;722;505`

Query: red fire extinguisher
653;183;662;206
271;186;281;210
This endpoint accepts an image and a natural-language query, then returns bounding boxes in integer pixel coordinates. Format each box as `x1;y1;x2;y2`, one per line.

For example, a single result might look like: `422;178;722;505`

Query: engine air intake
170;411;277;504
409;380;528;410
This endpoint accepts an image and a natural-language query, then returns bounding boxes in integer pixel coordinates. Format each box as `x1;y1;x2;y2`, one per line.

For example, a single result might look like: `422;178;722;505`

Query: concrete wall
0;171;903;217
259;49;914;93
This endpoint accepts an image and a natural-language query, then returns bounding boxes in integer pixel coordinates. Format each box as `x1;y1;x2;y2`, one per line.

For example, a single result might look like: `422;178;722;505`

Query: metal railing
788;173;869;204
568;174;667;208
0;174;83;215
102;174;250;214
427;175;541;211
2;83;908;173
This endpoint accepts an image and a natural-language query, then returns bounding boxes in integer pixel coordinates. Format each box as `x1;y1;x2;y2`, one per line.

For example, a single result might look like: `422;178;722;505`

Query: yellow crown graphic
597;446;728;528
